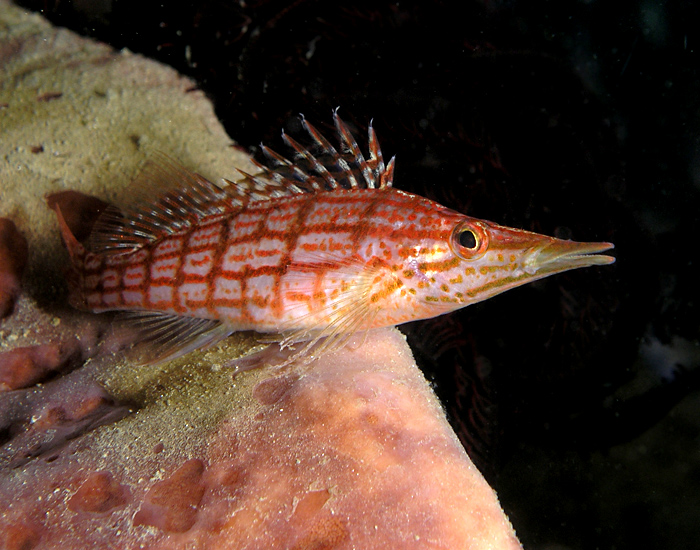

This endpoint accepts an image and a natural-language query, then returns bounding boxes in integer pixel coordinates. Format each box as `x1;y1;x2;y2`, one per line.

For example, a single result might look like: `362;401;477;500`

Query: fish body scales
80;187;459;334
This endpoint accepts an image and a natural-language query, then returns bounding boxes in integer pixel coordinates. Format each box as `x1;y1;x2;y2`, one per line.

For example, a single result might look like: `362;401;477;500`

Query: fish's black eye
451;221;488;260
458;229;478;249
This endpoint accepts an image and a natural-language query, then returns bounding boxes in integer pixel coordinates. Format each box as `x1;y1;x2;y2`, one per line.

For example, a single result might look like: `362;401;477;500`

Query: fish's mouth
526;240;616;275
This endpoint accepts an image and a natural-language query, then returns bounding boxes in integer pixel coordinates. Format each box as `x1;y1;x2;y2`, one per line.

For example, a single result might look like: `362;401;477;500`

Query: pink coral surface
1;329;521;549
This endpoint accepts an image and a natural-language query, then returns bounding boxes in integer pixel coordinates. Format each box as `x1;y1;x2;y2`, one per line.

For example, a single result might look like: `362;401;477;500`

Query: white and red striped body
54;113;614;364
80;187;465;333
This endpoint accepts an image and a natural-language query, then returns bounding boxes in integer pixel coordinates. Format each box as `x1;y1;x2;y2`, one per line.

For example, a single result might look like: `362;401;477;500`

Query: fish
53;111;615;367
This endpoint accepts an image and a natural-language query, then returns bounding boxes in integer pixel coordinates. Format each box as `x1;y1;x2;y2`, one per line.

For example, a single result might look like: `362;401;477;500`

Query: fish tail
53;205;92;310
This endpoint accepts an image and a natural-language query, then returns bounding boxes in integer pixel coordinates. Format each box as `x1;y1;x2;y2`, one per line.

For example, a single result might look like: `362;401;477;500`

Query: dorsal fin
233;110;395;198
87;154;235;253
87;113;394;254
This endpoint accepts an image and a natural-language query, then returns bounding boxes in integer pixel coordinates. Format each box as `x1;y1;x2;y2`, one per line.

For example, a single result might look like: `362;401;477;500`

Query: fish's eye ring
450;220;489;260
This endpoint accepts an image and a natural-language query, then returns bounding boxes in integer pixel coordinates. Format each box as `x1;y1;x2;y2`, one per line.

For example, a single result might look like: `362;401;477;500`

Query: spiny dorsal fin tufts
244;111;395;196
87;154;234;253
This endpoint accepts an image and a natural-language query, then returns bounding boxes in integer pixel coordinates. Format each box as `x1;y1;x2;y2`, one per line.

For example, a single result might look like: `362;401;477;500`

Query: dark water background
16;1;700;548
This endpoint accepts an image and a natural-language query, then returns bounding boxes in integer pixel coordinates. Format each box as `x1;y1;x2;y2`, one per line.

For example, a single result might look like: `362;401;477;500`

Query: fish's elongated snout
525;239;615;275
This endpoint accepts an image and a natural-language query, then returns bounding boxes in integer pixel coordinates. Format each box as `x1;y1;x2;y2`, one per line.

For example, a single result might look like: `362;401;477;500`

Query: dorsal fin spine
368;124;388;188
337;158;360;189
301;115;337;154
261;144;312;187
282;132;336;190
299;118;349;189
382;156;396;187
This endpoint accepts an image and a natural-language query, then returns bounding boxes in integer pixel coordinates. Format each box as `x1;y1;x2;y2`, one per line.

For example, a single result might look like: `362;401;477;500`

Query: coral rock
0;340;78;391
68;470;130;514
0;218;28;319
133;459;206;533
0;329;522;549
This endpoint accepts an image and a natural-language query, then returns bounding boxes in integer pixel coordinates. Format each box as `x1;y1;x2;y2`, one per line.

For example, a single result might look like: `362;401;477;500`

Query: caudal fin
52;204;90;310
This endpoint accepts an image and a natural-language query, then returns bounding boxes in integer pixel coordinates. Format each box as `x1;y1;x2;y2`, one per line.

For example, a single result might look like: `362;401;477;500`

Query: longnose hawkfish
54;112;615;367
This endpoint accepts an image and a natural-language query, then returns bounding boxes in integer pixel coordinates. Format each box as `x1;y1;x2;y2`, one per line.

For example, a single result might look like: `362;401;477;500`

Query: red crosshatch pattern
80;187;462;332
